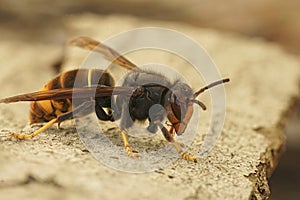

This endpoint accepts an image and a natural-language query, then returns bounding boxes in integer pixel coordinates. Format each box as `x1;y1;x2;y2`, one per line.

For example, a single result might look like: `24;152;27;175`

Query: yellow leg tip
181;152;198;163
125;145;139;158
121;130;139;158
11;132;34;139
172;142;198;162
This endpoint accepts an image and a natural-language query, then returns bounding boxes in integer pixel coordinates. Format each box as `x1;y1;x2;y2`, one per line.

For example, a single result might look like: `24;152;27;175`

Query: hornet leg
11;101;93;139
155;120;198;162
120;129;139;158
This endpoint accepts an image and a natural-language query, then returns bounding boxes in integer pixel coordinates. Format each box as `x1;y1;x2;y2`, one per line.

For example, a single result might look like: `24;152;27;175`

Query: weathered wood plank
0;14;299;200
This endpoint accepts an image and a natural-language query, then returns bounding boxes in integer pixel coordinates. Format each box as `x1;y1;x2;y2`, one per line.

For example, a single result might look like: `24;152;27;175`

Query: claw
180;152;198;163
173;142;198;162
11;132;34;139
125;145;140;157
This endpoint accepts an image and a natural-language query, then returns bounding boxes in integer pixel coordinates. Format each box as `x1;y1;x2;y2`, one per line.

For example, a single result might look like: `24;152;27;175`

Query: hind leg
12;101;93;139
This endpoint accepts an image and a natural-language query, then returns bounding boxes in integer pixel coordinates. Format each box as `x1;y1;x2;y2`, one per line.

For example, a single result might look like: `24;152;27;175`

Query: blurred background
0;0;299;199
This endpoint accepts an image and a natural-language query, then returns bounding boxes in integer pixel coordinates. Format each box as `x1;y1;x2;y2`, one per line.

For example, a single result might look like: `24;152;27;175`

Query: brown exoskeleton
0;36;229;162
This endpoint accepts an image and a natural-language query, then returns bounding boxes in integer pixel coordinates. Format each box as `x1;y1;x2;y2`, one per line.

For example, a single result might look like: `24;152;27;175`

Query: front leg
154;120;198;162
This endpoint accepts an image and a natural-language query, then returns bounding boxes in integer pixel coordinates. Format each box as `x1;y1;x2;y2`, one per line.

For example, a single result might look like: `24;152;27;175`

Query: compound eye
171;94;188;120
